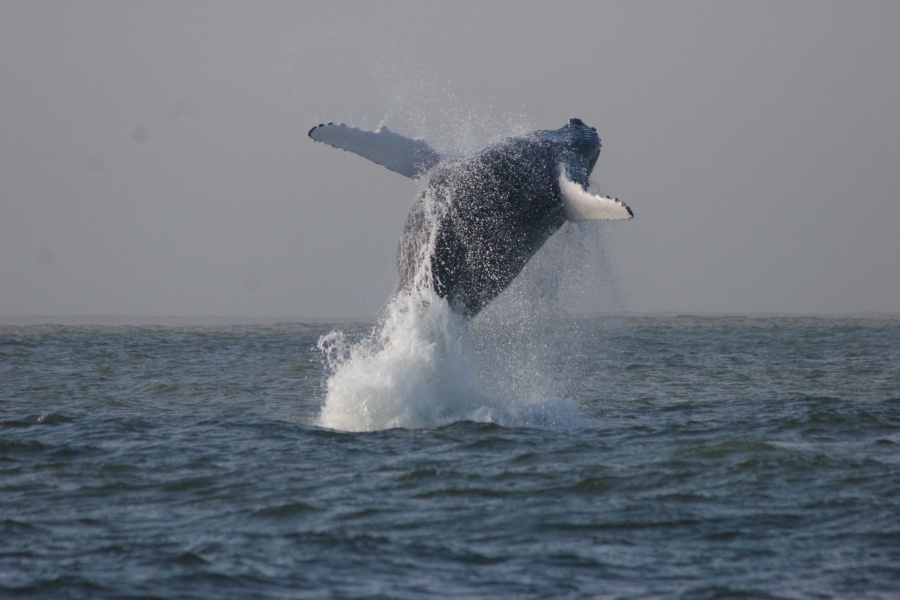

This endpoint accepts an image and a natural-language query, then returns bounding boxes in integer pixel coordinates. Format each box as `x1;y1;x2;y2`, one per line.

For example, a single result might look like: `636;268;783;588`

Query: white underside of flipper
558;163;633;221
308;123;442;179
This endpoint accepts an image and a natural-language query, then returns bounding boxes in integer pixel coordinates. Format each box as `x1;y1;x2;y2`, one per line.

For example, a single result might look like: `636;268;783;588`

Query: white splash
316;286;586;432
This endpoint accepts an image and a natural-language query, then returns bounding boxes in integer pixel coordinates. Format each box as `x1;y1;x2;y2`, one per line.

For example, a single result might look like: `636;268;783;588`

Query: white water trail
318;290;475;431
316;287;586;432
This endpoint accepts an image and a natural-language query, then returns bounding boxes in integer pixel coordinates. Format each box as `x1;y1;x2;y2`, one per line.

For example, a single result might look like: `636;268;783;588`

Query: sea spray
316;286;586;432
318;289;484;431
304;58;609;430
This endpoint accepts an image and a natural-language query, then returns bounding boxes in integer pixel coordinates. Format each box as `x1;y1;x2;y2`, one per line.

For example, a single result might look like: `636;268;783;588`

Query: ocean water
1;314;898;598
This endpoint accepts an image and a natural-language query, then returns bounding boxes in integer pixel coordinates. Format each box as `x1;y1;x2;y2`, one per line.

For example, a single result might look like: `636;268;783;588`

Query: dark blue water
2;317;898;598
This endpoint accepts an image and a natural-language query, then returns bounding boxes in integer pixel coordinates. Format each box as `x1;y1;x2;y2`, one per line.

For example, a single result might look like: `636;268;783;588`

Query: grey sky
2;1;898;319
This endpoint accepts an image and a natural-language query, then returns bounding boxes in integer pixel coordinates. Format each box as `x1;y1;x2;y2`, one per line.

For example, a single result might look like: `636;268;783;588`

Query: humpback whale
309;118;633;317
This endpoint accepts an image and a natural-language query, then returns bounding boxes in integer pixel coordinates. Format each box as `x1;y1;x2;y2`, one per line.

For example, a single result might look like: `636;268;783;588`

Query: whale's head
535;118;602;183
560;118;601;165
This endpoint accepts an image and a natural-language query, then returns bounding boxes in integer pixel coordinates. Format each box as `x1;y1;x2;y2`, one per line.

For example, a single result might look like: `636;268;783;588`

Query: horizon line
2;311;898;327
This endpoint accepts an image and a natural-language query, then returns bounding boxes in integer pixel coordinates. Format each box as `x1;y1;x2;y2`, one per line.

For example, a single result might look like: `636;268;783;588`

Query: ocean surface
2;314;898;598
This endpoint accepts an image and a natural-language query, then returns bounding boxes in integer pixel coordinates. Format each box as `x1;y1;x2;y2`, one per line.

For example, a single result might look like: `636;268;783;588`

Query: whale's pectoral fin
558;163;633;221
308;123;442;179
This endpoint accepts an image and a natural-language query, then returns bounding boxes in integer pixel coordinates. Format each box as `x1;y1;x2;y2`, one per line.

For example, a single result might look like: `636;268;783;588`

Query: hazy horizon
3;2;898;320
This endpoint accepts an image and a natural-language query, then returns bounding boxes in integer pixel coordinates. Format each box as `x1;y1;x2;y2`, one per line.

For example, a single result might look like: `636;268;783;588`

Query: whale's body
309;119;632;317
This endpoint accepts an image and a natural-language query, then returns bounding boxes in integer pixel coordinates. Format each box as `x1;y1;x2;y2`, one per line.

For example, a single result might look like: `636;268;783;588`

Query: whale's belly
397;141;564;317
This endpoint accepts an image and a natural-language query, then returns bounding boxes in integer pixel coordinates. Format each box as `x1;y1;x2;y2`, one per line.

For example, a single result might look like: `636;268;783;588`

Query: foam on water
317;287;585;432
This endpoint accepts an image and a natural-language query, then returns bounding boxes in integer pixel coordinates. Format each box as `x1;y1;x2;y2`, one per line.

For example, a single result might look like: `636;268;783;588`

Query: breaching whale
309;118;633;317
